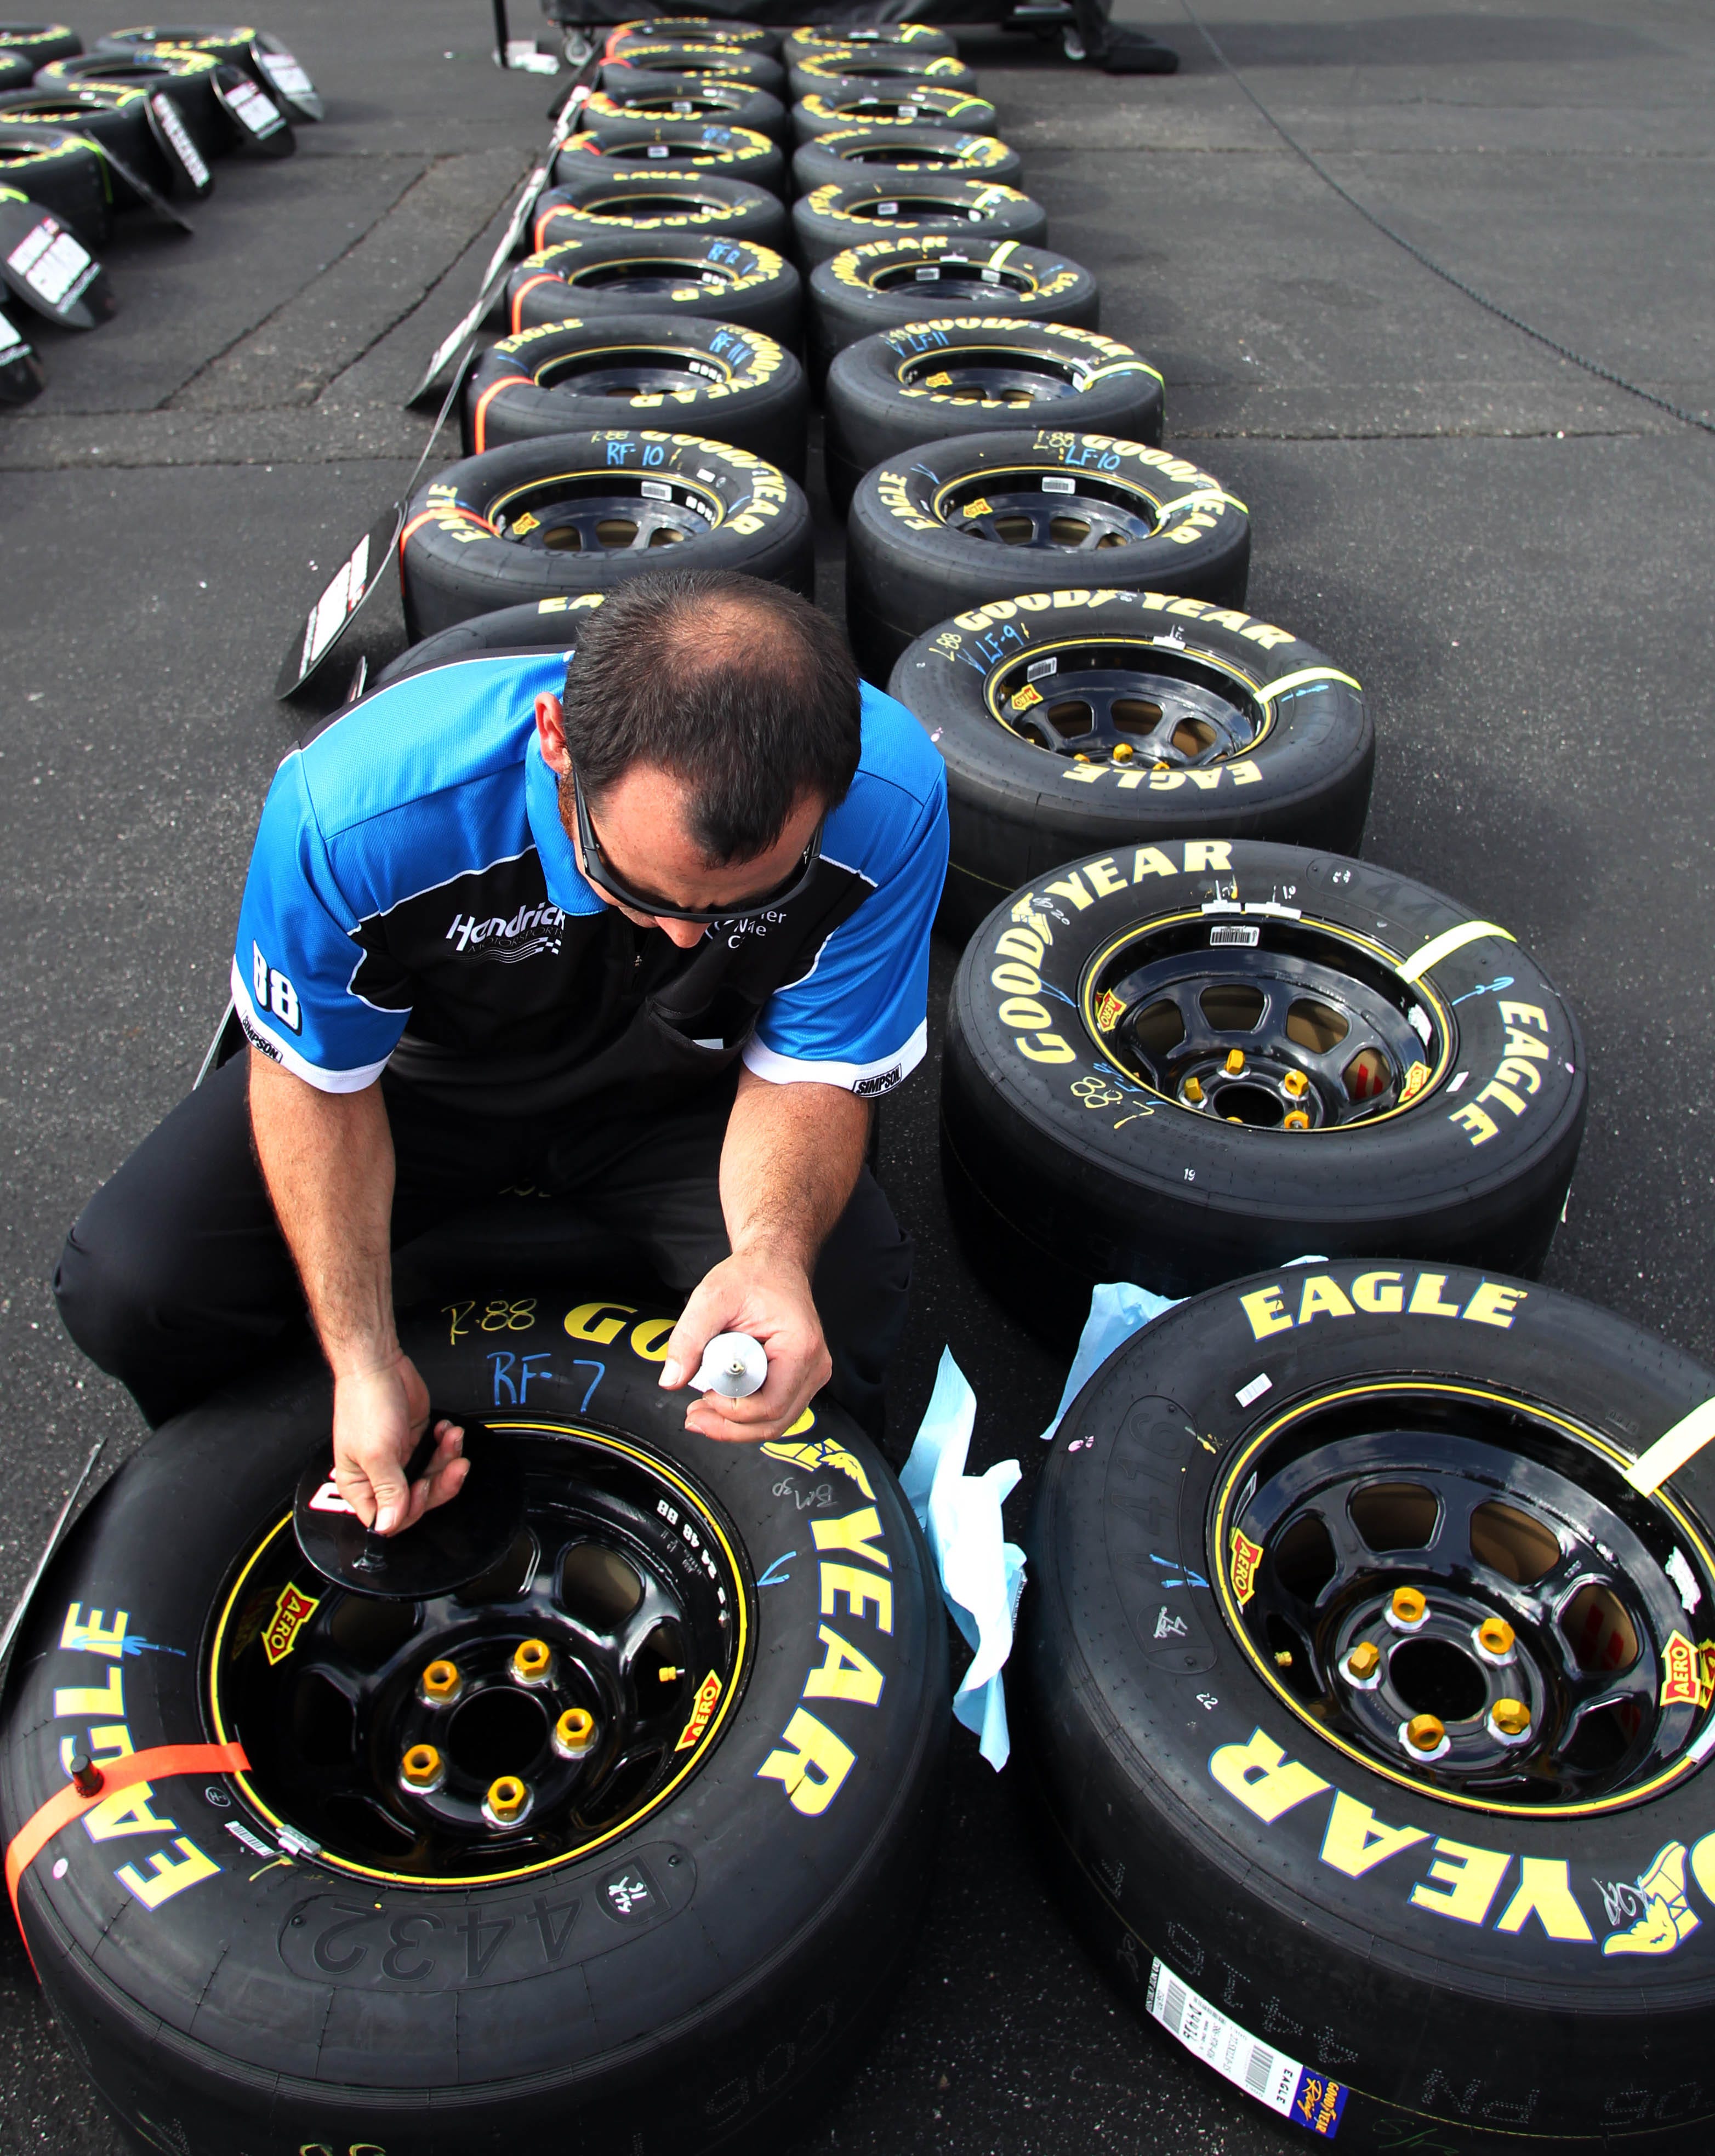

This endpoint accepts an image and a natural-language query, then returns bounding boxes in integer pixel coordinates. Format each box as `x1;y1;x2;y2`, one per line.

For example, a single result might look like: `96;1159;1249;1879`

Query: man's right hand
332;1350;468;1535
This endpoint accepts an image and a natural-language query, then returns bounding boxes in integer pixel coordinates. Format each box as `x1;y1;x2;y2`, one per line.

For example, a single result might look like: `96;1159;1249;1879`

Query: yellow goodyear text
1447;1001;1554;1149
954;589;1296;650
1238;1269;1529;1341
756;1504;892;1818
564;1299;677;1361
50;1603;223;1914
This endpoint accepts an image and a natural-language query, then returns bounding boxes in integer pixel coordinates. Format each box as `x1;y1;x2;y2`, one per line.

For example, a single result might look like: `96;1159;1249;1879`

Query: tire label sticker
1146;1958;1347;2135
1229;1527;1263;1605
261;1582;320;1666
257;49;314;100
675;1669;722;1750
221;77;287;137
150;92;210;187
1210;923;1261;946
1662;1631;1703;1707
298;530;372;674
8;219;93;309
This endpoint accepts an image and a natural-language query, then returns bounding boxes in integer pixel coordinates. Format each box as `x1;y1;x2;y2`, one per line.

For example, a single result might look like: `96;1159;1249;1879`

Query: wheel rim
870;258;1033;300
576;191;728;218
938;469;1160;552
534;344;731;397
603;143;736;167
567;256;743;296
897;344;1097;408
1211;1385;1715;1815
841;144;965;169
618;92;740;118
209;1423;751;1884
844;192;993;227
489;470;720;554
1080;912;1452;1127
989;636;1267;763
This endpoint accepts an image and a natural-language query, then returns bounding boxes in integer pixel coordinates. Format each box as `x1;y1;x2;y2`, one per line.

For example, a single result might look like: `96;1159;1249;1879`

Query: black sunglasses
569;766;825;925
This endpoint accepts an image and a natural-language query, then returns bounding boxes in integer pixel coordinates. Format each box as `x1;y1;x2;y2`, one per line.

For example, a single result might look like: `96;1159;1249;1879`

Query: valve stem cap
68;1751;104;1797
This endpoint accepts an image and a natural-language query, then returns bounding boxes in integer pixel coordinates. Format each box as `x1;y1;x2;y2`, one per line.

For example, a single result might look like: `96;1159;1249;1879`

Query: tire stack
0;19;321;406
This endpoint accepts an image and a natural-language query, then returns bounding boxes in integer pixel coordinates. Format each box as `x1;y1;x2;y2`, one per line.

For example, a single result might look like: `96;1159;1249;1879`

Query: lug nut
657;1665;681;1683
401;1743;443;1791
484;1775;530;1827
512;1638;554;1687
1112;742;1134;762
1389;1586;1428;1630
553;1707;597;1759
1283;1069;1308;1098
1490;1697;1531;1741
1344;1640;1381;1681
1477;1617;1516;1660
1274;1649;1294;1669
419;1658;461;1706
1283;1110;1310;1130
1224;1048;1246;1075
1405;1713;1446;1753
1184;1076;1204;1104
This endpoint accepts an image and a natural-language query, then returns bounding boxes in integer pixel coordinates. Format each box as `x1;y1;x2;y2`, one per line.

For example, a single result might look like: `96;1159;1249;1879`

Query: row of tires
0;20;322;401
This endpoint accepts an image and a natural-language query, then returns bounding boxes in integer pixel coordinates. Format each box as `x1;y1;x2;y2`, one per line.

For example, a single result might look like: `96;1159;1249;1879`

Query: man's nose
658;916;706;950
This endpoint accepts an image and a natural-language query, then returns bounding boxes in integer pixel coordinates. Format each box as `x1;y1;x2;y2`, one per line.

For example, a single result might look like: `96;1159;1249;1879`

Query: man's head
534;572;862;947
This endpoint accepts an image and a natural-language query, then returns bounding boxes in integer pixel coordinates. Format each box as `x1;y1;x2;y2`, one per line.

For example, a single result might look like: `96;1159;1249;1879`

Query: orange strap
398;504;498;557
471;374;532;455
7;1741;249;1952
509;270;561;334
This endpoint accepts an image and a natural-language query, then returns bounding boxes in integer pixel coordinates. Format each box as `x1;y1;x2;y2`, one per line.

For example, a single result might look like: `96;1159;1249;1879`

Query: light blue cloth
901;1349;1026;1771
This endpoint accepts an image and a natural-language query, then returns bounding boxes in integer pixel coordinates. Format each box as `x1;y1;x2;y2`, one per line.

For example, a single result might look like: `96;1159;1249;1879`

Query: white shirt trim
741;1019;926;1097
230;960;392;1095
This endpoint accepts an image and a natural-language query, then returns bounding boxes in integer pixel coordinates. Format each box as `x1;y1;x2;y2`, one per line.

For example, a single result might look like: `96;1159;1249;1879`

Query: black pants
54;1057;912;1440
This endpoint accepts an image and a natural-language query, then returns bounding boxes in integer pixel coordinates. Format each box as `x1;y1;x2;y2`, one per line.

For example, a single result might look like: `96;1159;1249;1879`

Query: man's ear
534;692;571;775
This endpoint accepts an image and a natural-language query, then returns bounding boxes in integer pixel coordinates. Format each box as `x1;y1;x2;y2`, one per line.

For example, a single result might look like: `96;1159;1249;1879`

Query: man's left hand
660;1250;831;1442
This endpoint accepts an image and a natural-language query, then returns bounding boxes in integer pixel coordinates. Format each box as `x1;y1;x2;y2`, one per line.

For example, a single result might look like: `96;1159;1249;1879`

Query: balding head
559;572;861;865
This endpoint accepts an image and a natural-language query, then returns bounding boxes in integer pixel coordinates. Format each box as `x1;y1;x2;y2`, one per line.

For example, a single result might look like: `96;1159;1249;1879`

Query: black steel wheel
793;82;998;146
791;123;1020;198
505;227;801;346
792;173;1046;271
552;118;785;199
528;166;787;254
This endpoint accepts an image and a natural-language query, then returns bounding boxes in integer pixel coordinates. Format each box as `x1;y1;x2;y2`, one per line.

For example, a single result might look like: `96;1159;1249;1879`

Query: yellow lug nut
401;1743;442;1789
1184;1076;1204;1104
657;1665;681;1682
485;1775;528;1824
1273;1649;1294;1668
1391;1586;1427;1626
512;1638;553;1686
1492;1697;1531;1737
553;1707;597;1759
1112;742;1134;762
1283;1069;1309;1098
1283;1110;1311;1130
1224;1048;1246;1075
1479;1617;1515;1657
1405;1713;1446;1753
419;1658;461;1704
1345;1640;1381;1680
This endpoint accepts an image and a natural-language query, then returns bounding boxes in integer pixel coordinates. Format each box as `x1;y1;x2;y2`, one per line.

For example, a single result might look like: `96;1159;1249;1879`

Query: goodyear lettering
60;1603;128;1658
1240;1269;1527;1340
1317;1792;1429;1878
1063;757;1264;794
1410;1838;1513;1925
809;1507;891;1570
1208;1727;1330;1822
1493;1858;1595;1942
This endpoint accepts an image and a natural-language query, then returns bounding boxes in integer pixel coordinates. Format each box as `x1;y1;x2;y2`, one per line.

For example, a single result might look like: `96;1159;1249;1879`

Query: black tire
792;173;1044;272
0;22;80;68
0;1296;947;2155
808;233;1099;383
378;594;607;678
506;230;801;349
607;16;781;57
788;53;983;103
401;430;814;639
584;75;789;149
464;313;807;482
792;125;1021;199
941;838;1587;1339
825;318;1163;514
1023;1267;1715;2153
783;24;960;65
0;83;170;203
554;119;784;201
888;588;1372;936
0;121;108;243
530;167;788;256
606;39;787;94
36;49;226;159
793;84;998;146
846;427;1250;683
0;50;31;90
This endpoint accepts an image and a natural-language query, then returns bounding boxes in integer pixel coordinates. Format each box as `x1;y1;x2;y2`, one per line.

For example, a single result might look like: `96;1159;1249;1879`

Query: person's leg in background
1067;0;1181;75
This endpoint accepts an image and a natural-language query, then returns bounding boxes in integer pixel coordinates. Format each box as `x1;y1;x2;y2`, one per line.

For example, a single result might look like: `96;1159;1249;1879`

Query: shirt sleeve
230;751;411;1092
743;769;948;1096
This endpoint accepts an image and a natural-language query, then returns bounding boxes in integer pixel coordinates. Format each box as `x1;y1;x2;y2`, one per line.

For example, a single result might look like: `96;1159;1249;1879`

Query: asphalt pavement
1;0;1712;2148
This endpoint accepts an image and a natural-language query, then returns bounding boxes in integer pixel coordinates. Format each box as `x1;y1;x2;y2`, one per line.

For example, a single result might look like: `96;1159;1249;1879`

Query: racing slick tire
505;231;801;347
808;234;1100;384
0;83;171;203
586;74;789;148
0;50;31;91
400;430;814;640
463;314;807;481
0;1296;948;2156
93;25;257;71
36;48;226;160
783;24;960;66
845;428;1250;685
0;22;81;69
607;17;781;58
887;590;1371;936
824;320;1163;515
791;125;1021;199
1022;1267;1715;2153
787;53;983;104
552;121;785;201
378;594;607;680
604;40;787;94
940;841;1586;1341
0;121;107;242
791;174;1045;273
528;167;788;256
793;84;998;147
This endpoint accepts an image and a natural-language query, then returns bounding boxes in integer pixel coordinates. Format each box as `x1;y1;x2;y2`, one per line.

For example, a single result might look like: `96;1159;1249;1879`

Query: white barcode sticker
980;265;1000;282
672;99;694;113
224;78;285;135
914;265;939;280
1235;1372;1272;1406
1041;474;1075;493
9;222;93;307
640;478;672;500
1146;1958;1347;2136
1026;657;1058;681
897;103;919;118
646;142;670;157
875;200;899;215
1210;923;1261;946
150;92;210;185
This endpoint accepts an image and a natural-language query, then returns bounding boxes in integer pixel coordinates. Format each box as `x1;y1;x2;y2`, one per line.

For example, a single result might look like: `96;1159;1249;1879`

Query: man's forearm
248;1048;397;1374
721;1066;868;1273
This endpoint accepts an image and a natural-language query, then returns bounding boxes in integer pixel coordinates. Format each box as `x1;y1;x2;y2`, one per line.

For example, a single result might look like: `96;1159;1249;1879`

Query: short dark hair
557;572;861;865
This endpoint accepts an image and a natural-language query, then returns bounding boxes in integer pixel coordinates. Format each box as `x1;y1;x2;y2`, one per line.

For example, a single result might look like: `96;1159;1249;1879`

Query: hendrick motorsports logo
445;900;565;962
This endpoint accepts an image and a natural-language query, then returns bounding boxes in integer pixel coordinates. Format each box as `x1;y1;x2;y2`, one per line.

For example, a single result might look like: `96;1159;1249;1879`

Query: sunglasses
569;766;825;925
